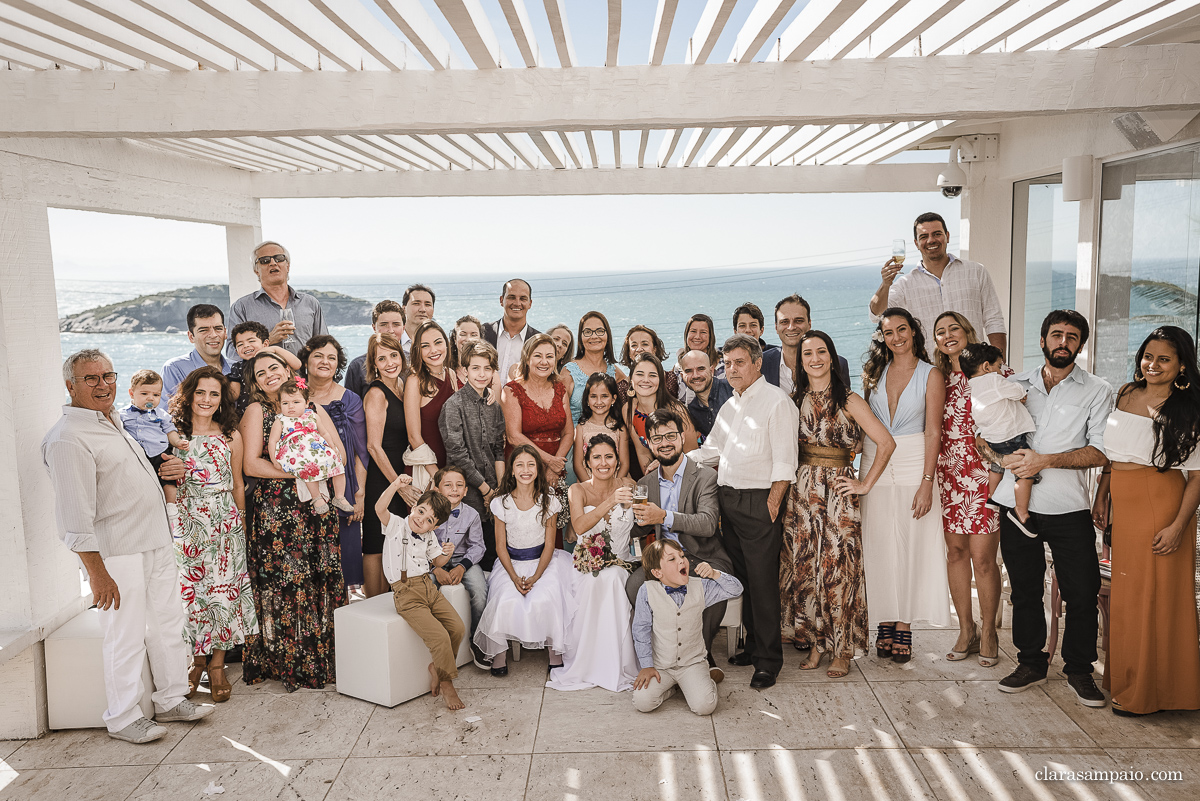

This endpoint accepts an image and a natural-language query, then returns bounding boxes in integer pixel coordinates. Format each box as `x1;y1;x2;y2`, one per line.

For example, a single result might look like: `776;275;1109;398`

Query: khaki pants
632;661;717;716
391;574;465;682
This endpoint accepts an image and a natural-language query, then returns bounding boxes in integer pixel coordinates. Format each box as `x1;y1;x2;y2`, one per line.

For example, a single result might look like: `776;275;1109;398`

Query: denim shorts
985;433;1040;482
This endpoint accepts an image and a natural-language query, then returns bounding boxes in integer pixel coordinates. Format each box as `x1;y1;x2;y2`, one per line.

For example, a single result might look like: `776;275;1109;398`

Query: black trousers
626;562;727;665
718;485;783;674
998;506;1100;676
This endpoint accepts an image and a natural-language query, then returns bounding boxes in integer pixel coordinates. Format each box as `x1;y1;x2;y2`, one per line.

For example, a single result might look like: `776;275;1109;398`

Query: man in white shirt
43;349;214;744
483;279;540;380
695;335;799;689
401;284;436;358
869;212;1007;354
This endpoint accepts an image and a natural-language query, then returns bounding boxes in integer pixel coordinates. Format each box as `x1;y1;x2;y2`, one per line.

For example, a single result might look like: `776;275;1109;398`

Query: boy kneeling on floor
633;539;742;716
376;475;466;710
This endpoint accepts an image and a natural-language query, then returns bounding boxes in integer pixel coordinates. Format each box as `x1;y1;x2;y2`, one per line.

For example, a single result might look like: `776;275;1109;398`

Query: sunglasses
256;254;289;265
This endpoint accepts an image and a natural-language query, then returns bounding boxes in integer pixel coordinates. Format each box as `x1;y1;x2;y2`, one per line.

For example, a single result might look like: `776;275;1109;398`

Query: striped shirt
42;405;172;558
876;254;1006;342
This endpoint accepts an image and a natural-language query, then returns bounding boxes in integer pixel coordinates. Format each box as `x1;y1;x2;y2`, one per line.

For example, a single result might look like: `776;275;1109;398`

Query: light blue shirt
992;364;1113;515
161;349;232;403
118;403;176;457
632;572;743;669
657;454;688;540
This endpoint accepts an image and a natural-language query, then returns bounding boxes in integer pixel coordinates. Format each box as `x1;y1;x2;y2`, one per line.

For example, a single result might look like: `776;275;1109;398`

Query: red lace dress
936;369;1008;536
506;379;571;532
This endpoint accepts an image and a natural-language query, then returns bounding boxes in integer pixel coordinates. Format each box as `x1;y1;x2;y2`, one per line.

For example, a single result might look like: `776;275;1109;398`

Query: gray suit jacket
632;457;731;573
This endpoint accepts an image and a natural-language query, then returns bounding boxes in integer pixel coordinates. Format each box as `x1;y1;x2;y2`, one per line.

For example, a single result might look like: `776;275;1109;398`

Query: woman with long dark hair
404;321;460;488
1093;326;1200;716
169;366;257;702
782;332;895;678
675;314;723;394
237;351;343;690
562;311;626;425
362;332;410;598
860;307;950;663
618;325;680;399
932;311;1004;667
624;353;698;475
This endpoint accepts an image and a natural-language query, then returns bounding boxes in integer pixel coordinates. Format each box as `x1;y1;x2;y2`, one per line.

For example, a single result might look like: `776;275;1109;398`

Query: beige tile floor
3;614;1199;801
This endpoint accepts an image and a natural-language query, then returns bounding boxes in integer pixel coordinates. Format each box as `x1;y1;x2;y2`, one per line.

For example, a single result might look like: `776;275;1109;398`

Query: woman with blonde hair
932;310;1004;667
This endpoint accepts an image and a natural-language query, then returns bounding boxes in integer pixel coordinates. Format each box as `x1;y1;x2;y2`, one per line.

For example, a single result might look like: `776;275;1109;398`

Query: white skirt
546;565;639;692
861;432;951;627
473;550;577;658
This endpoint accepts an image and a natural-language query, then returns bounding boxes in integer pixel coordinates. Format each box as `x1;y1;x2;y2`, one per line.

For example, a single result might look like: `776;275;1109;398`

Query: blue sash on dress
508;544;544;561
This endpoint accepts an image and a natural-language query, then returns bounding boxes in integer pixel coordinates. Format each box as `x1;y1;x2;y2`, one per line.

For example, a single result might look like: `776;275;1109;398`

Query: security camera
937;139;969;198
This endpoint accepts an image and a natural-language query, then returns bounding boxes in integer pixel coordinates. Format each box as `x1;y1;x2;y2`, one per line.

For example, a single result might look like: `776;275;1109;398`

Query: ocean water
57;264;884;399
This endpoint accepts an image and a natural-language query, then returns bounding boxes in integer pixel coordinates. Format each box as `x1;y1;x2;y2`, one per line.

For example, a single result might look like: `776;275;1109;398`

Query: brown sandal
209;665;232;703
187;663;206;696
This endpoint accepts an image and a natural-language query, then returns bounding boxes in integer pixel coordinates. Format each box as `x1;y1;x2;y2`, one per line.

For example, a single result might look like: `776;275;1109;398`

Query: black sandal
891;630;913;664
875;623;895;658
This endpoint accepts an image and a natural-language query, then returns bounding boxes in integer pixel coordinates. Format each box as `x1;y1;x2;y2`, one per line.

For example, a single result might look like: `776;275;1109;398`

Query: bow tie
664;585;688;597
450;508;460;518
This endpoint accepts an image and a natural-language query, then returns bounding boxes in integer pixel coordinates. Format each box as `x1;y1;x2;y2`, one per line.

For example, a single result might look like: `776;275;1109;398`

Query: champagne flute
892;239;907;266
280;307;296;346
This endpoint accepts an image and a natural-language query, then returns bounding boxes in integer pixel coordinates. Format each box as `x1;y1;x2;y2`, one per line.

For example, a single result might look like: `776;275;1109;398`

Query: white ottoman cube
335;584;473;707
720;596;743;655
45;608;155;730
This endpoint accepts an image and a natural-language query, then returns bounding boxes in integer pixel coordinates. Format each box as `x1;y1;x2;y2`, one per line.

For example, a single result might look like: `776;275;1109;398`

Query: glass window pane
1096;145;1200;388
1012;176;1079;371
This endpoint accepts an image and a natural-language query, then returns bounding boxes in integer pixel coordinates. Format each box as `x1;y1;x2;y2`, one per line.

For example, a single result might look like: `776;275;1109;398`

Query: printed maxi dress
242;407;344;691
175;434;259;655
780;387;868;658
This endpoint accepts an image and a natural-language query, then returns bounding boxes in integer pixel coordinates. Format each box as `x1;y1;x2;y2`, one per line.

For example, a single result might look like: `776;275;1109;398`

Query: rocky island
59;284;373;333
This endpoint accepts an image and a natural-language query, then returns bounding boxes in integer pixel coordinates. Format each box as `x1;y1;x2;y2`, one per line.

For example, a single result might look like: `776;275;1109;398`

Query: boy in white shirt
960;343;1040;537
376;476;465;709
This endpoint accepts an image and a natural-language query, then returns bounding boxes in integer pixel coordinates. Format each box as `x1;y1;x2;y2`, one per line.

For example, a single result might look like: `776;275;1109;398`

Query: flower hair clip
294;377;307;390
871;330;885;344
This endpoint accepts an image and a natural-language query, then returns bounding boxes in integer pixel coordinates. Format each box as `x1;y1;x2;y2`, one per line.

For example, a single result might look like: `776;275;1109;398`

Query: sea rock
59;284;372;333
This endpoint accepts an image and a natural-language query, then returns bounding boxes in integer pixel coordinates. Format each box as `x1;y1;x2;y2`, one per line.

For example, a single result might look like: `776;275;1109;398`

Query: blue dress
322;388;367;587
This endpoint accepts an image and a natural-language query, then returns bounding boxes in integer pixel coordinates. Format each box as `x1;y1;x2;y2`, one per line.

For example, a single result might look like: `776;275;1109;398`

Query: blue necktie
664;585;688;597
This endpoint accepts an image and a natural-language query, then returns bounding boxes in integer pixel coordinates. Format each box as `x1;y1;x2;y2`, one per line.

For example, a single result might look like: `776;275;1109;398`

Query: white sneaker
157;699;214;722
109;717;167;744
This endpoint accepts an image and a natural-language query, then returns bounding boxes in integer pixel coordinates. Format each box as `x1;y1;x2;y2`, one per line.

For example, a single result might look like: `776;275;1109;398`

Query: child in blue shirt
429;466;489;668
119;370;189;514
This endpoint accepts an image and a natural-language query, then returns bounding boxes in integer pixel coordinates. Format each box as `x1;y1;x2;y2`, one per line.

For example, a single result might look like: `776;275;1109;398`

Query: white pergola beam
497;0;540;67
606;0;620;66
699;126;749;166
0;4;144;68
779;0;871;62
372;0;467;70
849;119;951;164
612;129;621;168
466;133;516;169
247;0;386;70
803;0;905;62
0;40;52;68
309;0;411;70
954;0;1072;55
729;0;797;63
1073;0;1198;48
133;0;284;72
920;0;1017;57
0;19;108;69
648;0;679;66
679;127;712;167
542;0;577;67
687;0;738;65
850;0;969;59
58;0;244;71
746;124;805;165
1002;0;1124;52
558;131;584;169
191;0;326;71
432;0;503;69
656;127;683;167
251;162;946;197
7;47;1200;136
1044;0;1176;51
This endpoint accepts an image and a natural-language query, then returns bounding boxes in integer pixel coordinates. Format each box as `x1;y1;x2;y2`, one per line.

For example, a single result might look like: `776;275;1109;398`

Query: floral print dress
242;407;343;691
274;408;346;483
175;435;258;656
937;370;1003;536
780;388;868;658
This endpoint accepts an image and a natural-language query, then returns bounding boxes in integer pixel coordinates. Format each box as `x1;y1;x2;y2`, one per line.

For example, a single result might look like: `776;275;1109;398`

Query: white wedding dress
546;505;640;692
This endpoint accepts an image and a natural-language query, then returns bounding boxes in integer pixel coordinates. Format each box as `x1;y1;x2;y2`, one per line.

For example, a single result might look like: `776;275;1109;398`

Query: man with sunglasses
225;241;327;358
43;350;213;744
626;409;730;683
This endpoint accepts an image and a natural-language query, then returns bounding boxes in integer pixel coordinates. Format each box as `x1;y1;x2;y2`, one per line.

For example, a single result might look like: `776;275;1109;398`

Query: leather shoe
728;651;754;667
750;670;776;689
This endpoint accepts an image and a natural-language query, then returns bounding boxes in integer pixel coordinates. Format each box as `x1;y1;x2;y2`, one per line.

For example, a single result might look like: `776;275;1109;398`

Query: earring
1134;368;1143;381
1175;371;1191;391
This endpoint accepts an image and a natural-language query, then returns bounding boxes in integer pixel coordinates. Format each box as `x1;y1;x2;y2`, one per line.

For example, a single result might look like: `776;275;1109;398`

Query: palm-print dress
242;406;344;691
175;434;258;656
937;369;1004;536
780;387;868;658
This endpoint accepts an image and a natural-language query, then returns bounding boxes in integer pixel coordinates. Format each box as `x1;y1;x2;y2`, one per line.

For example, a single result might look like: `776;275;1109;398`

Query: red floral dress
936;369;1008;535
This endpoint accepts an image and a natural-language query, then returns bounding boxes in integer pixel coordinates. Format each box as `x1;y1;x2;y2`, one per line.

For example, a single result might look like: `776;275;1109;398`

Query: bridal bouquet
572;522;631;576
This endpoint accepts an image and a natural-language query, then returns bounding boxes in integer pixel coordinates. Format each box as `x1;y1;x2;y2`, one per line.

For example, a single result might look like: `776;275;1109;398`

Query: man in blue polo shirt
161;304;231;402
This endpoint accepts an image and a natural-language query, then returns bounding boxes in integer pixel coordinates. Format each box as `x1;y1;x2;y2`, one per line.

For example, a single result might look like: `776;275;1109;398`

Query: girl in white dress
860;308;951;663
474;445;576;676
548;433;640;692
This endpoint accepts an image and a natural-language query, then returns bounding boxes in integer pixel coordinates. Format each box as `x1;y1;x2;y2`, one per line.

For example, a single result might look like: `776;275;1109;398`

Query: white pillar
958;160;1014;352
0;199;86;739
225;213;262;308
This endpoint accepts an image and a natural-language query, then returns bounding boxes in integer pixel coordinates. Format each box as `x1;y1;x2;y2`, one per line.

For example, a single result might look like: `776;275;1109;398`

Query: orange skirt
1105;466;1200;714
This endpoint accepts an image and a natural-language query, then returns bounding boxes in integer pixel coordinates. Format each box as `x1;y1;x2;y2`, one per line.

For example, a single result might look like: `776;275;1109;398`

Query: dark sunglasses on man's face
256;254;289;265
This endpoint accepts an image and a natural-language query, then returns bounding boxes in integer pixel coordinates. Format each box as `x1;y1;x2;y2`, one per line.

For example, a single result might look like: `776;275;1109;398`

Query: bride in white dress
547;433;640;692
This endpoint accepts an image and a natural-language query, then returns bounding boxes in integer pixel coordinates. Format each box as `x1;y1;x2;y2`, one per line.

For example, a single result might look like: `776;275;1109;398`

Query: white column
225;213;262;308
0;199;86;739
958;160;1014;351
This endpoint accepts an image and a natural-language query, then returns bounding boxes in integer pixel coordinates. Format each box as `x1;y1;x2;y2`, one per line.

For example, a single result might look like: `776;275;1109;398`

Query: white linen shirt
695;375;799;490
968;372;1036;443
992;365;1113;515
382;513;443;584
496;324;531;381
875;254;1006;343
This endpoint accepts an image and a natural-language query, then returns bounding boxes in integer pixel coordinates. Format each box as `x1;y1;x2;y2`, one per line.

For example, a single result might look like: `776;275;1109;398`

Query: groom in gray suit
626;409;731;681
